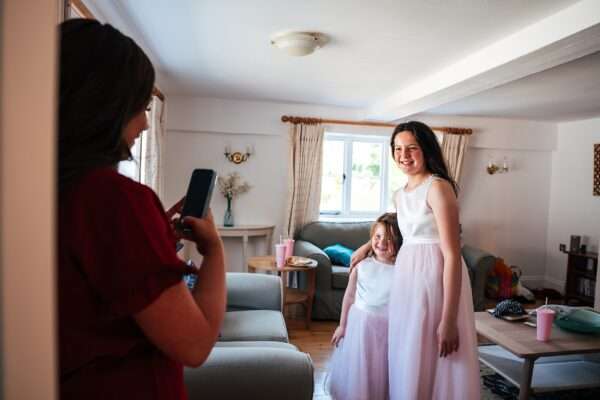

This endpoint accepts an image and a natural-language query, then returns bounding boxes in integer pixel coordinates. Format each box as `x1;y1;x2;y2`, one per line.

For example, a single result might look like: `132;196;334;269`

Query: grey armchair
184;273;314;400
294;221;372;320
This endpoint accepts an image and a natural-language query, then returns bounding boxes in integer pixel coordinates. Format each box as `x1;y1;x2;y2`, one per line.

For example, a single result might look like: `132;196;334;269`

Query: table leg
242;235;248;272
519;357;535;400
305;269;316;329
281;270;288;316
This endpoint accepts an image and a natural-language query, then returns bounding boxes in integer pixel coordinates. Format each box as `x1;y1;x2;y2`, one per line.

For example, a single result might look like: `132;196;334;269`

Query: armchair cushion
226;272;282;312
323;244;353;267
219;310;289;343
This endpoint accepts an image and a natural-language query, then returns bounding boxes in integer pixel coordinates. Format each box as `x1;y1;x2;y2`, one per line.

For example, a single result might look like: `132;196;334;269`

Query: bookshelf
561;250;598;306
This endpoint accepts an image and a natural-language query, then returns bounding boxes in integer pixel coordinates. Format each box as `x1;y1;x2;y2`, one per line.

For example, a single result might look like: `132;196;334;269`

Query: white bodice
395;174;441;245
354;256;394;313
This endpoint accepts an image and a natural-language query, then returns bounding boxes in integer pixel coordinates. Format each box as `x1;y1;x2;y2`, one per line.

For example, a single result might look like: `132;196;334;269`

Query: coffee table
475;311;600;400
247;255;317;328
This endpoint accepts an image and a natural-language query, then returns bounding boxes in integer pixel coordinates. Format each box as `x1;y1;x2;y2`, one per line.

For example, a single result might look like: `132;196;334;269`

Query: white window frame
320;132;394;220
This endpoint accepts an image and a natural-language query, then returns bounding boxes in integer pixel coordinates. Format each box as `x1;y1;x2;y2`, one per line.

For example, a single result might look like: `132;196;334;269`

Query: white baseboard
520;275;545;287
544;276;565;294
520;275;565;294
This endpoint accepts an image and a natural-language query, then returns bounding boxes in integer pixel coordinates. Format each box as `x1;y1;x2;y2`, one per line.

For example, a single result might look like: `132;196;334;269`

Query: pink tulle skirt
388;243;480;400
327;304;389;400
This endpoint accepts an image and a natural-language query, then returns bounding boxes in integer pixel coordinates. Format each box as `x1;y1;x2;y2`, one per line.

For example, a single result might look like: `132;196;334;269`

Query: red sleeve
70;170;188;317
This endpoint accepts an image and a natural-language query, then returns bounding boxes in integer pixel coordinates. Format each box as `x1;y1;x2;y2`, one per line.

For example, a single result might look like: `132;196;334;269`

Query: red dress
59;167;189;399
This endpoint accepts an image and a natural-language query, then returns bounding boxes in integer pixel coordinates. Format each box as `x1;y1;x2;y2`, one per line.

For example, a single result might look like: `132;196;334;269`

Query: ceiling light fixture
270;31;327;57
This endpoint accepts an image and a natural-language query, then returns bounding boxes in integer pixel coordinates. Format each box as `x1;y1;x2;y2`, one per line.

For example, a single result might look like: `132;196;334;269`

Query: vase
223;196;234;227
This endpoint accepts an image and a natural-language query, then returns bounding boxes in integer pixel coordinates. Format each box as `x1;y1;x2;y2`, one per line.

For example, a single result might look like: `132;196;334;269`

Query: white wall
164;96;369;271
545;117;600;292
415;115;557;286
165;100;561;281
1;0;58;398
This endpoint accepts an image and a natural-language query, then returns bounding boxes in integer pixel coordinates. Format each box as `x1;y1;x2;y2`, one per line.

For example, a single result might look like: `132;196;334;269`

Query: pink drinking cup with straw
275;244;286;269
536;307;555;342
284;239;295;260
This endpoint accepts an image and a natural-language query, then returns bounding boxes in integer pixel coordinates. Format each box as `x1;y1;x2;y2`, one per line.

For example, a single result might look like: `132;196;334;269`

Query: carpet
480;363;600;400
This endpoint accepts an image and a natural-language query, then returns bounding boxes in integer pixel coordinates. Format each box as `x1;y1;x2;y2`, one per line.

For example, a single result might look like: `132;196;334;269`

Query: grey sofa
184;273;314;400
294;221;496;320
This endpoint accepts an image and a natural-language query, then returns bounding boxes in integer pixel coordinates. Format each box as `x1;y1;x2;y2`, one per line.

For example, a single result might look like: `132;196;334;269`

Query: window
118;135;144;181
320;132;407;220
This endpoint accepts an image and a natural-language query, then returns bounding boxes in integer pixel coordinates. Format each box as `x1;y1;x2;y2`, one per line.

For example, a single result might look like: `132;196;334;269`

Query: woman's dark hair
369;212;403;256
58;19;155;189
390;121;458;195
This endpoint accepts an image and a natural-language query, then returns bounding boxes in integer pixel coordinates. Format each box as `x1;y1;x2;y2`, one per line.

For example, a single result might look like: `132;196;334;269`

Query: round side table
247;255;317;328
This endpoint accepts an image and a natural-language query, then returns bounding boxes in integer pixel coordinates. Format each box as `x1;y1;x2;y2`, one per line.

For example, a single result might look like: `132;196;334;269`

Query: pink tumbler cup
536;308;555;341
275;244;286;269
284;239;295;260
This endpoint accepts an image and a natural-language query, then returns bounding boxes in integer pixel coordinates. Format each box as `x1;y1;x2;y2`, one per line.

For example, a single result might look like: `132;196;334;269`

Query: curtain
141;96;166;199
441;132;469;184
283;123;324;238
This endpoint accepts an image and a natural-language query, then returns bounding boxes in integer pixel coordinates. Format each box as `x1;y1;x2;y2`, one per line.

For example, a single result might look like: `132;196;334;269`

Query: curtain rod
281;115;472;135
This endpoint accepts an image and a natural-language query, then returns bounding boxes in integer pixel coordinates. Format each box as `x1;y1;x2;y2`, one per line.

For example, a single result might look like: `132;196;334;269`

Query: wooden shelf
564;250;597;306
479;345;600;393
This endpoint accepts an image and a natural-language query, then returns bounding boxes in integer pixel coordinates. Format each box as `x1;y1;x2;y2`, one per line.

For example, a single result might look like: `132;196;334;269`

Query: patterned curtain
283;123;324;238
141;96;166;199
441;132;469;184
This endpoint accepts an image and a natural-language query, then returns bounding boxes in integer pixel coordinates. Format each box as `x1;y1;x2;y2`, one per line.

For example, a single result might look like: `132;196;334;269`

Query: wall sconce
224;145;253;164
487;157;509;175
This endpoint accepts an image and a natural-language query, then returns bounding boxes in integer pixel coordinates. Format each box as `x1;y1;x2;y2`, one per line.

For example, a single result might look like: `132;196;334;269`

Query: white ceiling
87;0;600;122
425;50;600;122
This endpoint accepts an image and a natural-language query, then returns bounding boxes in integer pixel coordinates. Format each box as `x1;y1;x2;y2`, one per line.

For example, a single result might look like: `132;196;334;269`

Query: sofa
184;272;314;400
294;221;496;320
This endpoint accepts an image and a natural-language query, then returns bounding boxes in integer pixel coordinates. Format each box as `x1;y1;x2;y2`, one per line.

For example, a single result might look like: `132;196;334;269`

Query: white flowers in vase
217;172;251;201
218;173;250;227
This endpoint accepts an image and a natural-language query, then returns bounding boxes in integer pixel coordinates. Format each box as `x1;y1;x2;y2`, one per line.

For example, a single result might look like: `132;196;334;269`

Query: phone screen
181;169;217;219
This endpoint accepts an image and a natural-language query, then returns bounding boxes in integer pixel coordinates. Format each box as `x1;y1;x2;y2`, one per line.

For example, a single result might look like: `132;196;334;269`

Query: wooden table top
247;255;317;273
475;311;600;358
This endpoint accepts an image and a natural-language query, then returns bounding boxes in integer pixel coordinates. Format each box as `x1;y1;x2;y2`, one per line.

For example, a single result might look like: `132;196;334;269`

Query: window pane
387;153;408;211
320;140;344;212
350;142;381;212
118;137;142;181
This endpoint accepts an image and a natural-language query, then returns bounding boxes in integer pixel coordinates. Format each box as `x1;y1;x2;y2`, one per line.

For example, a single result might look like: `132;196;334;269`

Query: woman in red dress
58;19;226;399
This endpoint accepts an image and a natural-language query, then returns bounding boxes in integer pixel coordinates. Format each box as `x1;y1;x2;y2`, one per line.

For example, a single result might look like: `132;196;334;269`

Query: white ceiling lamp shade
270;31;327;57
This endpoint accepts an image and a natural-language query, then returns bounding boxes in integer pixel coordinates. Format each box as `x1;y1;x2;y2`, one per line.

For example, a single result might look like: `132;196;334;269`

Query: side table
247;255;317;328
217;225;275;272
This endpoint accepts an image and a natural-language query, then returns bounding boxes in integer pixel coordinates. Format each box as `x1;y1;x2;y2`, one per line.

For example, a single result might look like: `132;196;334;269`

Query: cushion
323;243;353;267
219;310;288;342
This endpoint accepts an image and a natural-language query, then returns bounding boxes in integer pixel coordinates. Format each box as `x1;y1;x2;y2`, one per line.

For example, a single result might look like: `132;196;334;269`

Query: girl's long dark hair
58;19;155;190
390;121;458;195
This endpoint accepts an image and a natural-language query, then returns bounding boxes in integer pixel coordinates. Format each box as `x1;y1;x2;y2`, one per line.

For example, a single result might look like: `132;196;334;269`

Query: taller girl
389;121;479;399
354;121;480;399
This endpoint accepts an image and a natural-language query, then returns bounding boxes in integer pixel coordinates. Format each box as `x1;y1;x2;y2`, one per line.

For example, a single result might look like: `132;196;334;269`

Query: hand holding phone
177;169;217;234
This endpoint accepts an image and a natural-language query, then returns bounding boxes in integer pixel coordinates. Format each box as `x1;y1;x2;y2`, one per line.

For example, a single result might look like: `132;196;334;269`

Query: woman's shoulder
74;167;159;206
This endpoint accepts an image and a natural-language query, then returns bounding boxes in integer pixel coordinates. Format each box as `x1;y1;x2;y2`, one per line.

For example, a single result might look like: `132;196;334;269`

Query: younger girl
327;213;402;400
352;121;480;399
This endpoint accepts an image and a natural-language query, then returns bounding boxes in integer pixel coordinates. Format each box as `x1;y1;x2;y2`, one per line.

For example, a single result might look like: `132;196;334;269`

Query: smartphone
181;169;217;219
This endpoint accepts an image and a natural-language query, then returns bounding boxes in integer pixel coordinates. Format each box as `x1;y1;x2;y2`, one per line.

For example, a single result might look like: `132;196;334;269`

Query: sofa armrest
226;272;282;312
185;346;314;400
294;239;333;290
462;244;496;311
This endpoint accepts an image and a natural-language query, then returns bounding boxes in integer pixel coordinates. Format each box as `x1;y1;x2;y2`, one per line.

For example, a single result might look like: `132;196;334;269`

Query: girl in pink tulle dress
352;121;480;400
327;213;402;400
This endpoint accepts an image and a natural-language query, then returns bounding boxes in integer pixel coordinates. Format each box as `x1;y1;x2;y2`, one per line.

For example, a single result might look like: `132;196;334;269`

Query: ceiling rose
270;31;327;57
